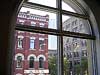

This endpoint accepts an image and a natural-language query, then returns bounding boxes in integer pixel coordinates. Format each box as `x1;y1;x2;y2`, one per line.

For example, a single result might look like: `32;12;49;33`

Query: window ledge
29;48;36;50
17;48;23;49
39;49;44;51
16;68;23;69
39;68;44;70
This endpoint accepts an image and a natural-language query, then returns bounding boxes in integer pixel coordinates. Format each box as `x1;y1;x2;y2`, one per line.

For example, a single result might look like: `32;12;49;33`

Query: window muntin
27;0;56;8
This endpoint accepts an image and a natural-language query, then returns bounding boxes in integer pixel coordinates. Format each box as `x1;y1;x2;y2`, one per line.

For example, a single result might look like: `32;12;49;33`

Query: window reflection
63;37;88;75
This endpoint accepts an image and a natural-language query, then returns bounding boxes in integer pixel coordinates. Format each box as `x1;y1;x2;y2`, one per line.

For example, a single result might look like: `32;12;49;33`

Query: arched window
13;0;97;75
16;56;22;68
29;57;34;68
39;57;44;68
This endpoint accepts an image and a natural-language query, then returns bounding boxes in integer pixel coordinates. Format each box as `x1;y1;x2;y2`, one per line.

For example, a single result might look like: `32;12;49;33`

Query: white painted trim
27;54;37;61
30;37;36;39
15;53;24;60
37;55;46;61
39;38;44;40
18;36;24;39
16;73;22;75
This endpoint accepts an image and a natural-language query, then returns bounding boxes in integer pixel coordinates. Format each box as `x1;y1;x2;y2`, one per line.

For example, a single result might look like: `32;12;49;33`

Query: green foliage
74;57;88;75
74;64;81;75
63;57;70;75
48;56;57;75
48;56;88;75
48;56;70;75
81;57;88;71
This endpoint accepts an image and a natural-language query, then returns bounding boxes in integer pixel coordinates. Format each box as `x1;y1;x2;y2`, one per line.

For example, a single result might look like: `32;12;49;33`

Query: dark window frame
29;57;34;68
15;0;96;75
39;57;44;68
16;56;22;68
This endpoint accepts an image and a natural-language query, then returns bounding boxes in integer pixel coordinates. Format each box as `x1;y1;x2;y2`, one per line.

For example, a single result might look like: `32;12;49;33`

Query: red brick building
13;11;49;75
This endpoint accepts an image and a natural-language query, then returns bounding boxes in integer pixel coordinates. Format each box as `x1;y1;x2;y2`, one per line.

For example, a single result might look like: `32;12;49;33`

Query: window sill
39;68;44;70
39;49;44;51
17;48;23;49
29;48;36;50
16;68;23;69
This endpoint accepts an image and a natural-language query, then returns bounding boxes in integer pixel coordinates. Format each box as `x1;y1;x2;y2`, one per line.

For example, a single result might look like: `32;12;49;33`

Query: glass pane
28;0;56;8
13;30;58;75
62;15;91;34
62;1;76;13
17;7;57;29
63;36;91;75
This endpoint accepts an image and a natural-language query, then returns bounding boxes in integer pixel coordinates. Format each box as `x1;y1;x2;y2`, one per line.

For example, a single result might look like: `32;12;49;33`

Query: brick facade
13;11;49;75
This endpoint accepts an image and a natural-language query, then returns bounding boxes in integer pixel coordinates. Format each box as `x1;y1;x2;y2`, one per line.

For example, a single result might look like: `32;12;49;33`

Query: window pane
63;36;91;75
14;30;58;75
62;0;84;14
30;39;35;49
39;38;45;50
62;15;91;34
62;1;76;13
17;7;57;29
29;57;34;68
16;56;22;68
27;0;56;8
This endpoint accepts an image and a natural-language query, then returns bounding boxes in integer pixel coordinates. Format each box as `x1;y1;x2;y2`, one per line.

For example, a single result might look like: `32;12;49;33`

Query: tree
48;56;57;75
63;57;70;75
81;57;88;75
48;56;70;75
74;64;81;75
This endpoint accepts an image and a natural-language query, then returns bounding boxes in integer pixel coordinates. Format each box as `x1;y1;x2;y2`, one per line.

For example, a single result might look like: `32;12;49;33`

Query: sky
20;0;75;49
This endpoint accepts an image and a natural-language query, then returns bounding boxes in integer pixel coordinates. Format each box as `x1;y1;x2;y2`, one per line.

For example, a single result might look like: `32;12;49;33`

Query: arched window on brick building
39;57;44;68
29;57;34;68
16;56;22;68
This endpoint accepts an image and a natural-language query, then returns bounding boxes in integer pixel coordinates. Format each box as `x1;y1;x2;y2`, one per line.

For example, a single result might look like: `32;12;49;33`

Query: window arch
37;55;46;61
27;54;36;61
15;53;24;68
13;0;97;75
15;53;24;60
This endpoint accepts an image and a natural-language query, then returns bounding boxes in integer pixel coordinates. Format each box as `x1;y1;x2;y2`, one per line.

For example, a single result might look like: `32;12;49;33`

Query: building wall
14;11;49;75
63;17;88;70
